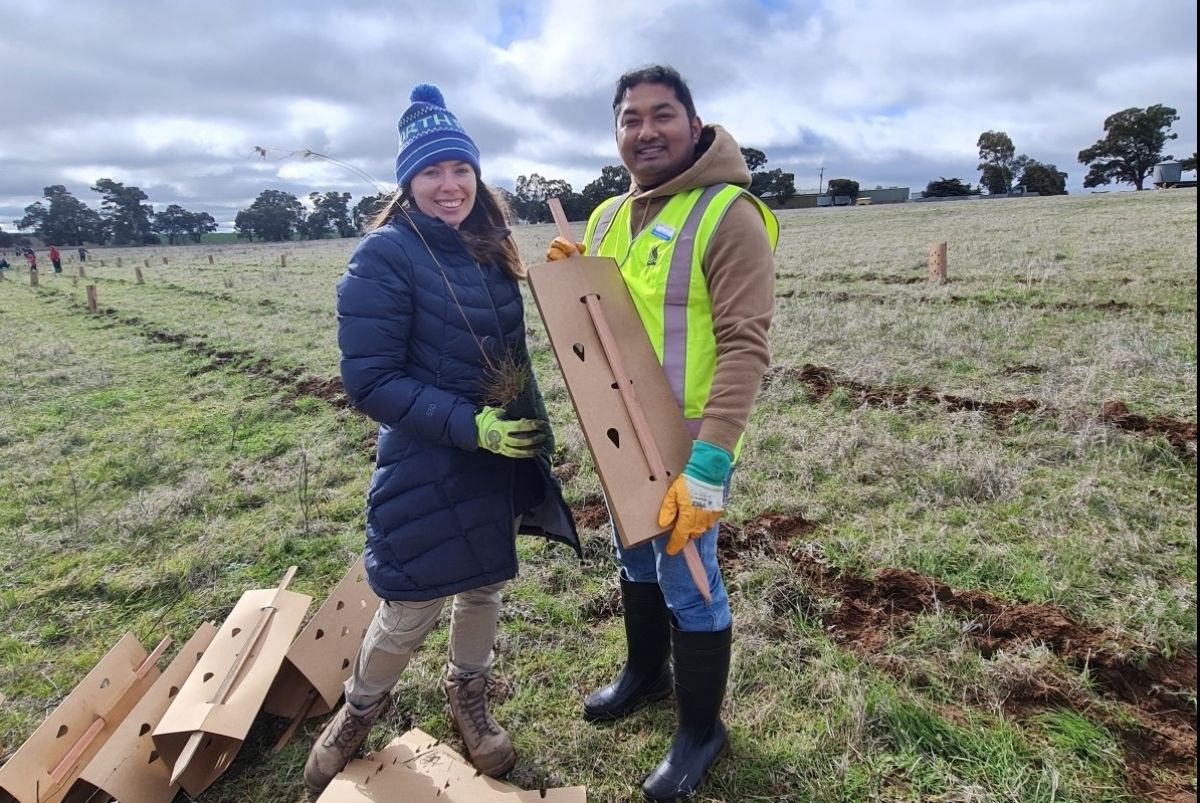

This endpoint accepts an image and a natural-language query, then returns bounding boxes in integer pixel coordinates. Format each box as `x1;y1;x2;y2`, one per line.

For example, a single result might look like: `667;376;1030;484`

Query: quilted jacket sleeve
336;230;479;451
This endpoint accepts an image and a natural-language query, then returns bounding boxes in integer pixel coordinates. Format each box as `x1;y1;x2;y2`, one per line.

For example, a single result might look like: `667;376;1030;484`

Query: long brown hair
369;174;524;280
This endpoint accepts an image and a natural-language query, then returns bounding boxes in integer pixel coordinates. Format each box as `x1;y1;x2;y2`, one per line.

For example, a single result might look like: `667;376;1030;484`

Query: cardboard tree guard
317;729;586;802
526;254;692;548
152;567;310;797
0;633;166;803
65;623;219;803
263;554;381;747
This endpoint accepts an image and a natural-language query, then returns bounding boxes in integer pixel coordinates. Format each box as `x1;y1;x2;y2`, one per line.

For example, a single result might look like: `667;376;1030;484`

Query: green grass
1;190;1195;801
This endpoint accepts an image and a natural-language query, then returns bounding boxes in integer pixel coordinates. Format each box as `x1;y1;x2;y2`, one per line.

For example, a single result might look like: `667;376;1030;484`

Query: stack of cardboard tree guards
0;559;586;802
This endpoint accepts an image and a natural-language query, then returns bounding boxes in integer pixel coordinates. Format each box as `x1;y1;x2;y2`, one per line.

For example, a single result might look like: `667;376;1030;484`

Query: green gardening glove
475;406;547;458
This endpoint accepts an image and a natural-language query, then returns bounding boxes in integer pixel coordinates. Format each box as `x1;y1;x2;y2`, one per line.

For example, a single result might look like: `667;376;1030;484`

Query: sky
2;0;1196;232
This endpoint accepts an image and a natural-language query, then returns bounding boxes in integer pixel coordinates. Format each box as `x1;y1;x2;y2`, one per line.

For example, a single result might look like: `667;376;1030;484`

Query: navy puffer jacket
337;210;580;601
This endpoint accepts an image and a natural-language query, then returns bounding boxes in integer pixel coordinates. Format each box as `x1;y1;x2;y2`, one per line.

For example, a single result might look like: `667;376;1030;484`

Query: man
48;245;62;274
546;65;777;802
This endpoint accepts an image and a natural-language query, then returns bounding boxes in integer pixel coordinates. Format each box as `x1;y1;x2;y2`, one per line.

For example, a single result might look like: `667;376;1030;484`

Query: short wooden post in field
30;269;39;287
117;256;122;267
928;241;948;283
100;259;106;267
144;258;150;268
78;263;86;278
135;265;145;284
280;254;287;268
208;254;214;264
162;256;169;265
86;284;98;314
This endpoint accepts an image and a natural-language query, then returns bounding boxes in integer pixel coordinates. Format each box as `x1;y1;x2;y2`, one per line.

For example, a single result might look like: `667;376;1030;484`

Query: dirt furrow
720;512;1197;801
765;362;1197;457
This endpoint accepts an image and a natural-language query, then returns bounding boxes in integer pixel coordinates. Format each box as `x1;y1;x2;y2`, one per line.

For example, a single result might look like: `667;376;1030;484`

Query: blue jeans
611;476;732;633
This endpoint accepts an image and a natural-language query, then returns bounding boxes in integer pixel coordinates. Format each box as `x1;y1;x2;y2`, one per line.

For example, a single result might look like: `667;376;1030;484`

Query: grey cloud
2;0;1194;232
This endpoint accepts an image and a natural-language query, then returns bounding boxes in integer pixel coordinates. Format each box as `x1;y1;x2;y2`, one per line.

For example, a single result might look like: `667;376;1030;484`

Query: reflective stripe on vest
584;184;778;452
586;194;626;256
662;184;727;414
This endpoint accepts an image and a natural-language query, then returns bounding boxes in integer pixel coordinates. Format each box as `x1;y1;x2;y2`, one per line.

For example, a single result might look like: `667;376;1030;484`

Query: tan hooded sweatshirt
622;124;776;455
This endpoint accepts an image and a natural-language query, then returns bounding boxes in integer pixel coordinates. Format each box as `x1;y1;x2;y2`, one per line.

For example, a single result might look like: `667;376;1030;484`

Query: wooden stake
86;284;98;314
929;241;948;283
548;197;571;237
134;635;174;678
208;254;214;264
162;256;169;265
280;254;287;268
272;689;319;752
144;258;150;268
30;269;38;287
135;265;145;284
48;716;107;788
78;263;86;278
169;731;205;786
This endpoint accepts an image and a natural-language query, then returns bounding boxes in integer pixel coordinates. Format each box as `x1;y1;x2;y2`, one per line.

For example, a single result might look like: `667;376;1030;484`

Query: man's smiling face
615;82;702;189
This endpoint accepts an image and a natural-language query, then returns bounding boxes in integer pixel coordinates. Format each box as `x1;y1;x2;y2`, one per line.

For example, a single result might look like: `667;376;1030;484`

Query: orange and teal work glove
475;406;547;458
545;236;585;261
658;440;732;555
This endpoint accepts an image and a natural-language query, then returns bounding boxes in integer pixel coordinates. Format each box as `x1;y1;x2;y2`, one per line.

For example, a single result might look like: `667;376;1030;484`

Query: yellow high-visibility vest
583;184;779;454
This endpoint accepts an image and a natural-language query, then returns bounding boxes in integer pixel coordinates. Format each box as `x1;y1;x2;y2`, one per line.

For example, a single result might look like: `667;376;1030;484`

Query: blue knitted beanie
394;83;481;188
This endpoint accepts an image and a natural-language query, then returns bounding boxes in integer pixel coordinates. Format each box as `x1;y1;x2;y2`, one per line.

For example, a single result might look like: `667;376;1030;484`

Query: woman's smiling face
408;159;477;228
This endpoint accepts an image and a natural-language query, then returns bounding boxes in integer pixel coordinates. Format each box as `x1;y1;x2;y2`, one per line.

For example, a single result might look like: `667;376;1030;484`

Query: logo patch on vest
650;223;674;241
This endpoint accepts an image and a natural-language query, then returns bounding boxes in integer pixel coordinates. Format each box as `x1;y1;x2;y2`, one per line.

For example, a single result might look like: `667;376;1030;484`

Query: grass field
1;189;1195;802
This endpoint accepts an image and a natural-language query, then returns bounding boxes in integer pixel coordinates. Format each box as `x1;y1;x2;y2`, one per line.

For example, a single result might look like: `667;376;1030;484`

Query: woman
304;84;579;794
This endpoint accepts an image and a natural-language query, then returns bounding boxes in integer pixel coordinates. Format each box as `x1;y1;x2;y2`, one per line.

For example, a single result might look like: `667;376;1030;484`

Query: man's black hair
612;65;697;120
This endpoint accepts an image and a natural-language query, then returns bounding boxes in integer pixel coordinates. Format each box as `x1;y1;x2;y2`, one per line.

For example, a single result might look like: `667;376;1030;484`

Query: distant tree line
10;106;1188;244
494;149;795;226
10;148;796;246
231;149;797;240
12;181;217;246
923;104;1185;199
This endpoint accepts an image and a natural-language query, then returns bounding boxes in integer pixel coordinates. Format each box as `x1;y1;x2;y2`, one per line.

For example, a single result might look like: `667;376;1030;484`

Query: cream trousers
344;579;507;708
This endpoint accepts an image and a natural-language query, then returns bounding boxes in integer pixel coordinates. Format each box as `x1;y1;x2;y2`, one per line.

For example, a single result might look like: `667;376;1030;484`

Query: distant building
770;186;911;209
857;187;909;204
1152;161;1196;189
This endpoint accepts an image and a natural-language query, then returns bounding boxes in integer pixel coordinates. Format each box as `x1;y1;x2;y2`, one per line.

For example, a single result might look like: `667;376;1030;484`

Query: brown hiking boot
444;673;516;777
303;696;389;794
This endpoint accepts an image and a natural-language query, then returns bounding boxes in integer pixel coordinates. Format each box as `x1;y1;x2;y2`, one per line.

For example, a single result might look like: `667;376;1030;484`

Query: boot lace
326;703;379;749
454;676;500;735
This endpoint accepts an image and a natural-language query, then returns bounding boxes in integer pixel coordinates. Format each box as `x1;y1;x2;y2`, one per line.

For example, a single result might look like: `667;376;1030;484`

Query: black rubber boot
583;577;672;721
641;624;732;802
